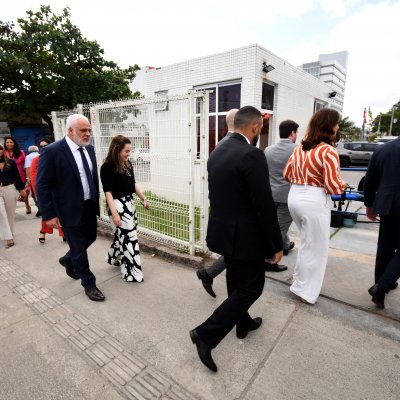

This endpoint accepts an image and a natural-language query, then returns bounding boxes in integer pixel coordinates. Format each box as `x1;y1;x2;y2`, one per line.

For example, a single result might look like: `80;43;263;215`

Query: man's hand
45;217;60;229
270;250;283;265
366;207;377;221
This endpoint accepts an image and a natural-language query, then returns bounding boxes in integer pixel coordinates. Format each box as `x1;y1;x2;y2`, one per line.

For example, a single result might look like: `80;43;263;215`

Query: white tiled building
131;44;336;151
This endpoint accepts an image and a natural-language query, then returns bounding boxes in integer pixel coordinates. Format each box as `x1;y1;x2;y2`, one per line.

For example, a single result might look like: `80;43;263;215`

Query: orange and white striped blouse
283;142;346;195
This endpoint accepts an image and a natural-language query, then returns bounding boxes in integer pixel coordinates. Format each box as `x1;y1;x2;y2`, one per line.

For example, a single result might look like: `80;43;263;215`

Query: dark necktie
78;147;97;200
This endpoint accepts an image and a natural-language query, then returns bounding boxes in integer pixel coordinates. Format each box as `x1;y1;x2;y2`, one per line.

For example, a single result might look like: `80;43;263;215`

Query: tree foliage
339;116;361;140
371;100;400;136
0;5;140;126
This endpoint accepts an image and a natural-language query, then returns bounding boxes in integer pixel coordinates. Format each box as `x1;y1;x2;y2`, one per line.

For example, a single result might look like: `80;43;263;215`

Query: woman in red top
4;136;31;214
30;138;64;243
284;108;346;304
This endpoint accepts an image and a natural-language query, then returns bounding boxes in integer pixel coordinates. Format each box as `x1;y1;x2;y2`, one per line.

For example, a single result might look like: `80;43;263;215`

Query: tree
0;5;140;127
372;100;400;136
339;116;361;141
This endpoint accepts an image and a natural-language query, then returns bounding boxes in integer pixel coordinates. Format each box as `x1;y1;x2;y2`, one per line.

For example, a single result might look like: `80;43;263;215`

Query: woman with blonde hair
284;108;346;304
0;144;27;247
100;135;149;282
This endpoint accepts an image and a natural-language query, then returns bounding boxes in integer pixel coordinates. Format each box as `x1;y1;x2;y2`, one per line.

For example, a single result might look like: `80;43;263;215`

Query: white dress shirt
65;135;94;201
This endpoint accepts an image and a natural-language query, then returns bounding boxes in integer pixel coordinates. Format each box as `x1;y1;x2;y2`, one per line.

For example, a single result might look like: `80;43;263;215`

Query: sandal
6;239;14;248
39;231;46;244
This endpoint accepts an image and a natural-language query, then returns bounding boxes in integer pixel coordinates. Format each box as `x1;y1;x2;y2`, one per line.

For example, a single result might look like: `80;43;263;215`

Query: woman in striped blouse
283;108;346;304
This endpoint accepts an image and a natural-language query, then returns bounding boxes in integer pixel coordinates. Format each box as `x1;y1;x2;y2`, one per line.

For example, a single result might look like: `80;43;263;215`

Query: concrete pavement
1;196;399;400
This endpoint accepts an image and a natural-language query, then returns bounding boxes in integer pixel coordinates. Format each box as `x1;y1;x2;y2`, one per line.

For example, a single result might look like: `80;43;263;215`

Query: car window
361;143;378;152
344;143;353;150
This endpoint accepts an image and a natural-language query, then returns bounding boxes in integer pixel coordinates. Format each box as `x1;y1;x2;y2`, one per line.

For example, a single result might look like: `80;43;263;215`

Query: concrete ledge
96;223;207;269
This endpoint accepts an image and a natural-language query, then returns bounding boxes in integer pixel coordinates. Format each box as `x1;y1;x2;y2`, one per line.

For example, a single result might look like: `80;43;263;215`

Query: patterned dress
100;161;143;282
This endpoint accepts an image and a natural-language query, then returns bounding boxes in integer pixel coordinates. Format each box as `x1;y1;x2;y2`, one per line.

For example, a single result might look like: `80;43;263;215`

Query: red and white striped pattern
284;143;346;195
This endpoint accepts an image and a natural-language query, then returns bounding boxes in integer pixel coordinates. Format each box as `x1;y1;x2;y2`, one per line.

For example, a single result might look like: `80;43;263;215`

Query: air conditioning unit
154;100;168;112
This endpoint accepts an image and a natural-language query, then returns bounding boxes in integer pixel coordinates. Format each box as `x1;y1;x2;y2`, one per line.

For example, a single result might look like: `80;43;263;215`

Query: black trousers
205;256;226;279
195;257;265;349
62;201;98;289
375;215;400;292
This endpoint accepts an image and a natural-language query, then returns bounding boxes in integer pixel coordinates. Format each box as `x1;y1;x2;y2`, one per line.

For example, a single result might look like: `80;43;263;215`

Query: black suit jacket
36;138;100;227
206;133;282;260
364;137;400;216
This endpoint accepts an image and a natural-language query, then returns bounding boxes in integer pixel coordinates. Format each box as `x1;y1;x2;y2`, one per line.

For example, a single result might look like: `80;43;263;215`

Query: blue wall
10;126;49;152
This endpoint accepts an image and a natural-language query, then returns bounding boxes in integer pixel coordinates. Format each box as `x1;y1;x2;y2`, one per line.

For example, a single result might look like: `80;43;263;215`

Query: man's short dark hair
279;120;299;139
234;106;262;129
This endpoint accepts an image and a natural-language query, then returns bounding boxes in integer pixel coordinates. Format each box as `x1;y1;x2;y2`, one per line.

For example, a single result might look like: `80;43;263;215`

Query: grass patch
134;191;201;242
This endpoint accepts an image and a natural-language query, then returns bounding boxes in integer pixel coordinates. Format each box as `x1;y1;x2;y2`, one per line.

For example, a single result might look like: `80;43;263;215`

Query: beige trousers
0;184;19;241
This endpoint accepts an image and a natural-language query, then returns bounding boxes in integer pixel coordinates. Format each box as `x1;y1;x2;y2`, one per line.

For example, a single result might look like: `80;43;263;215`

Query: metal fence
51;92;210;255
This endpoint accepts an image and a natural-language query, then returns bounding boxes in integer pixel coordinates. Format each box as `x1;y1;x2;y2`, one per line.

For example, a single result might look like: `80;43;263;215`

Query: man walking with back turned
189;106;282;372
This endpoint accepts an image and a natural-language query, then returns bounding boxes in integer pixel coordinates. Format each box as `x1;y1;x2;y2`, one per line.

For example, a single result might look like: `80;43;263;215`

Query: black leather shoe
236;317;263;339
85;286;105;302
189;329;217;372
283;242;295;256
59;257;79;280
368;284;385;309
196;269;216;298
390;282;398;291
265;263;288;272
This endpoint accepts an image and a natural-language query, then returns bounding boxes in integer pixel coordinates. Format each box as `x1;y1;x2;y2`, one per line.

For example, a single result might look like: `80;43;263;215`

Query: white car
132;148;150;163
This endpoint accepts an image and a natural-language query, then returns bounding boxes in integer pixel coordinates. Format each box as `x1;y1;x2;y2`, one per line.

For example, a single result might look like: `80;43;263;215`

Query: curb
96;223;211;269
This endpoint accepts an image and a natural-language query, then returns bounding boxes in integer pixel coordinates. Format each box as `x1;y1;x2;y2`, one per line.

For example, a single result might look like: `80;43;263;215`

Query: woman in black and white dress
100;135;149;282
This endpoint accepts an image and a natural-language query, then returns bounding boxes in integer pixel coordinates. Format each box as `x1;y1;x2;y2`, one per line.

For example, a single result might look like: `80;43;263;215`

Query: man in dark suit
364;137;400;308
36;114;105;302
190;106;283;372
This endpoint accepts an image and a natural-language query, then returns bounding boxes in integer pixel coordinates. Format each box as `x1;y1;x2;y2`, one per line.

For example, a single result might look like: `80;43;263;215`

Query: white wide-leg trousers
288;184;332;304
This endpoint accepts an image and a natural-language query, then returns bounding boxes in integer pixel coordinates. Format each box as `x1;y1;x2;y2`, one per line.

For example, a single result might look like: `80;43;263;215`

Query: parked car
336;141;380;167
373;136;398;144
132;148;150;163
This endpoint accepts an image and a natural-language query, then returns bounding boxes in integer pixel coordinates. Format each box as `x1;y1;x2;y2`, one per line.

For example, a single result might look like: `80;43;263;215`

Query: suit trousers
205;256;226;279
62;200;98;289
275;202;293;250
195;257;265;349
0;184;19;240
375;215;400;292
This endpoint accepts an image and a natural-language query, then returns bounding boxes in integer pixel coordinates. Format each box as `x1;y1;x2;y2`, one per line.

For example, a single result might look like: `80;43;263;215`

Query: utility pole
388;105;395;136
377;114;381;135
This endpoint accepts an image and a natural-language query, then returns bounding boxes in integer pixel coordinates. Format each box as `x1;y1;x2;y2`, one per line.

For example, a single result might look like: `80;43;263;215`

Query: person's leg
0;188;13;241
276;202;293;250
289;186;330;304
377;216;400;292
195;258;265;349
3;185;18;237
24;192;31;214
62;202;97;289
374;215;397;284
205;256;226;279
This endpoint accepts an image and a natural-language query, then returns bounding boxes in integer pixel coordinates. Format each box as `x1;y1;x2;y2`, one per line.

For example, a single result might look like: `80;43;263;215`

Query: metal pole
377;114;381;135
388;106;395;136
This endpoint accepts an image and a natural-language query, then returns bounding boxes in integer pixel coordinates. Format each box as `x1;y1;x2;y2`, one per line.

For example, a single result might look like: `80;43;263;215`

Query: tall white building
302;51;348;113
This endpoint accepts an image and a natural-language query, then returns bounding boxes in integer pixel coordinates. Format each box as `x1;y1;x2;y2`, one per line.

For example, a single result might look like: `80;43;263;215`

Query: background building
302;51;348;113
131;44;335;151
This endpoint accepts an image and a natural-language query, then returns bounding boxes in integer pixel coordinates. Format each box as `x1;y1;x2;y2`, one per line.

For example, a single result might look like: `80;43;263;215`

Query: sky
3;0;399;126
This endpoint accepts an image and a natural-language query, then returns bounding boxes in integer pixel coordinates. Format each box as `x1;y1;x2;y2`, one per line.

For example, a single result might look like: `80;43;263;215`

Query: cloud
328;1;399;123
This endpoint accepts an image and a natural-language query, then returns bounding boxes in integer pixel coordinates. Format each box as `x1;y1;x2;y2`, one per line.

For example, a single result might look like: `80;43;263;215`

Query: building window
261;83;274;111
195;81;241;156
314;100;326;112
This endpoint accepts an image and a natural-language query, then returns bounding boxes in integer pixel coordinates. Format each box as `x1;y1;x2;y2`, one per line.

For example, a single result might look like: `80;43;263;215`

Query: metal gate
51;92;210;255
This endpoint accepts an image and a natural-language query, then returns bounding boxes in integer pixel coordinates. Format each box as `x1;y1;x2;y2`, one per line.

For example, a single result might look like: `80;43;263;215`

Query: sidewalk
1;202;399;400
